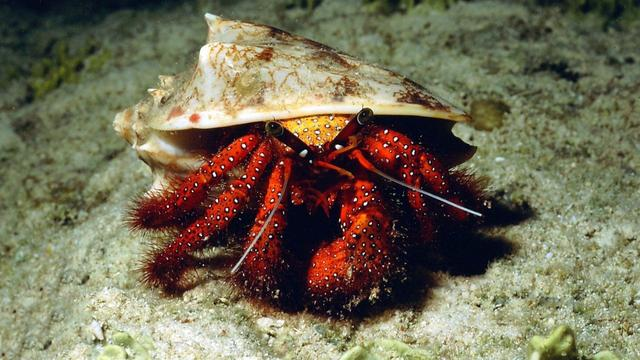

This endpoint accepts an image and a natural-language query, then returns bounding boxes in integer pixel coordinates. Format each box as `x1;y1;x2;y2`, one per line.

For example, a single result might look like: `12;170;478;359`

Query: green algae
97;331;154;360
340;339;434;360
98;345;127;360
528;325;578;360
527;326;621;360
591;351;620;360
27;39;111;100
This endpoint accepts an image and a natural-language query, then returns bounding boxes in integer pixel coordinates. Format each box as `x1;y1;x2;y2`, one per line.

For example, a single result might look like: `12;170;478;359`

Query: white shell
113;14;471;189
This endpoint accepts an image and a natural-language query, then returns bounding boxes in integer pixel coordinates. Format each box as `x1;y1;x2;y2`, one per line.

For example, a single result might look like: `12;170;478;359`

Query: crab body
114;14;484;311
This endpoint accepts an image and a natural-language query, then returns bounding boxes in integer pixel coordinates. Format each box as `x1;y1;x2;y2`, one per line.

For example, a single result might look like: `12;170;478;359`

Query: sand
0;0;638;359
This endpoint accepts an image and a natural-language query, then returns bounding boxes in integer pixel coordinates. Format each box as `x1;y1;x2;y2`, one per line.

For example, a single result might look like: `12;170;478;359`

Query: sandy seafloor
0;0;639;359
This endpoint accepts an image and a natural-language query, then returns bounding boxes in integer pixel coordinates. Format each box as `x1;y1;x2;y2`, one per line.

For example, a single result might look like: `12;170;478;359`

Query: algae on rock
340;339;434;360
97;331;154;360
27;39;111;100
527;325;621;360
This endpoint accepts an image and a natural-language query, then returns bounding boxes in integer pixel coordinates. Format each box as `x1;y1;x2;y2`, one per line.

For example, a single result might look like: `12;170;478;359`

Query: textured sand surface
0;1;638;359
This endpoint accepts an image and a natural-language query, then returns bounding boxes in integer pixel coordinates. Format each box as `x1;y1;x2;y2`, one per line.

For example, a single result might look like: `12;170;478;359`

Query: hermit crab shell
114;14;472;189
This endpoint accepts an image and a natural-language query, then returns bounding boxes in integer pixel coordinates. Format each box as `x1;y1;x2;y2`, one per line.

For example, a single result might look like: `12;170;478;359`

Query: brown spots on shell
263;22;354;69
245;93;264;107
267;25;293;42
394;78;449;111
332;76;361;102
256;47;274;61
304;37;338;53
312;48;354;70
167;106;185;121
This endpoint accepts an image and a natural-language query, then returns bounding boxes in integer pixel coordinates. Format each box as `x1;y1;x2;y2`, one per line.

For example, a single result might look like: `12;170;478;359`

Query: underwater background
0;0;638;359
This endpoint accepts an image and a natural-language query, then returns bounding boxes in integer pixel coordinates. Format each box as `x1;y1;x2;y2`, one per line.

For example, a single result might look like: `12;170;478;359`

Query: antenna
352;150;482;217
230;163;290;274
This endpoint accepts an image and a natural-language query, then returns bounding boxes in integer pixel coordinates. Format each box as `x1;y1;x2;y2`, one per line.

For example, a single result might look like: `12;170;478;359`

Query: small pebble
256;317;285;330
89;319;104;341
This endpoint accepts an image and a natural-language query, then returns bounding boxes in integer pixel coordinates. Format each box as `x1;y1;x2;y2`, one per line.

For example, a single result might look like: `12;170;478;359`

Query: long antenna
352;150;482;217
370;166;483;217
230;164;290;274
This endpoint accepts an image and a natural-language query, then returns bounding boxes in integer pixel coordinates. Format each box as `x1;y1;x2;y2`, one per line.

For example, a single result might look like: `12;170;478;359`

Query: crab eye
356;107;373;125
265;121;284;137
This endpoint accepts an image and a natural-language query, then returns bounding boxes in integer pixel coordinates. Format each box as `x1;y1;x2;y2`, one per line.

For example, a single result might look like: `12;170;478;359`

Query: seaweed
340;339;434;360
528;325;621;360
26;39;111;101
97;331;154;360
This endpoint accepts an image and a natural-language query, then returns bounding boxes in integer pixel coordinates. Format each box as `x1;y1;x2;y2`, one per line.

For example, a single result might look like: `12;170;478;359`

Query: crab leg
131;133;263;230
360;126;477;223
142;139;273;292
234;159;294;299
306;179;396;308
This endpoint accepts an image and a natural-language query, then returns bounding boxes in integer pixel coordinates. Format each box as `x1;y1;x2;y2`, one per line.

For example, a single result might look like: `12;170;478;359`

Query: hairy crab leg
306;179;397;309
130;133;263;230
233;159;294;299
405;175;439;242
359;126;481;221
142;139;273;293
351;129;438;242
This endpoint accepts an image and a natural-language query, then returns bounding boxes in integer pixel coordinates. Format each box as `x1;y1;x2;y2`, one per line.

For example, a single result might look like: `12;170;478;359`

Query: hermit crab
114;14;486;311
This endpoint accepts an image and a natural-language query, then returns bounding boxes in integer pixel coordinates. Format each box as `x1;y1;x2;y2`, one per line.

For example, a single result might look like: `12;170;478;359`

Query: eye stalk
328;107;373;151
264;108;375;165
265;120;315;161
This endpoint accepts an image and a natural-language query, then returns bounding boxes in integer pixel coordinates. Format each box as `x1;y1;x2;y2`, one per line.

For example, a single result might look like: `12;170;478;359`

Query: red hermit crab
114;14;485;311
